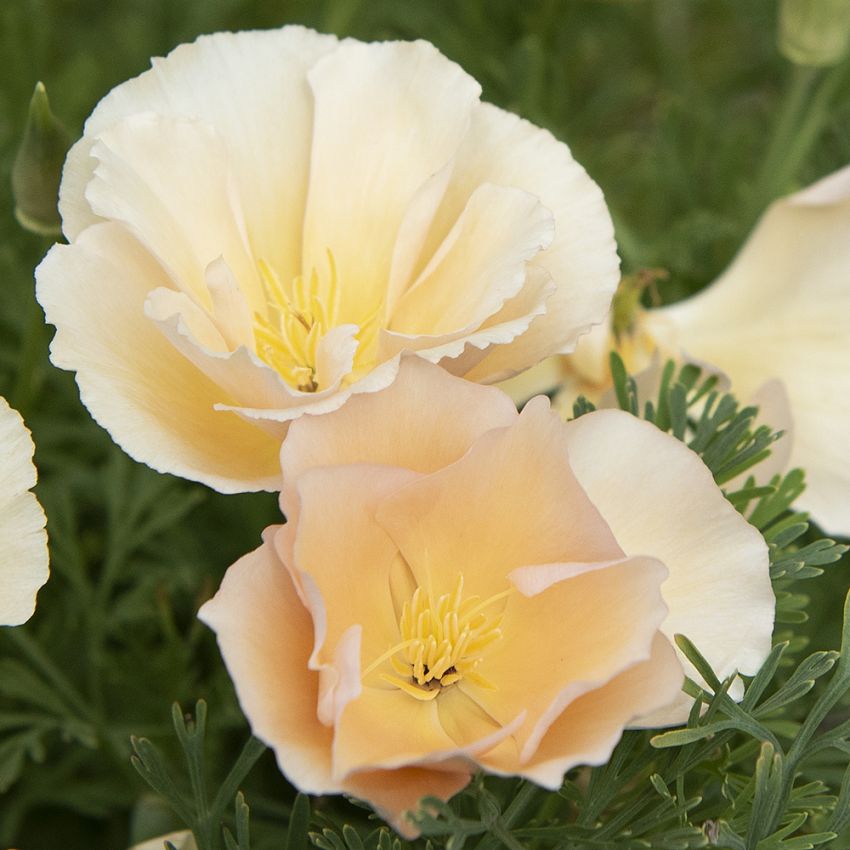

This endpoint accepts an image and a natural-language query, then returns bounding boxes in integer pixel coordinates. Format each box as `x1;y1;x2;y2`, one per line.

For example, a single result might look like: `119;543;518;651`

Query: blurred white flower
37;26;618;494
0;396;49;625
505;167;850;536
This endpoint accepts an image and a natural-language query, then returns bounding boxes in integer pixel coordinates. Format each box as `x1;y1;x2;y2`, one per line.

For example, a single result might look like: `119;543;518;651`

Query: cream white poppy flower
505;167;850;535
36;26;619;494
1;396;49;625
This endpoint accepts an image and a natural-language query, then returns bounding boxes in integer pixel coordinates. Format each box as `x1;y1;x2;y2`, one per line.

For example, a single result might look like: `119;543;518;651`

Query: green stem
473;781;541;850
210;736;267;824
11;283;46;416
746;60;845;225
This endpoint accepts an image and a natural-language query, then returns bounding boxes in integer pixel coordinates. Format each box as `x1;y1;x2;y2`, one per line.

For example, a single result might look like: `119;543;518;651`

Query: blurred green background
1;1;849;848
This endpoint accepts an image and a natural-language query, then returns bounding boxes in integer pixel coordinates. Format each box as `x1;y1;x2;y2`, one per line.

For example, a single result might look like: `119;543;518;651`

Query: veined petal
301;38;481;322
0;398;49;626
86;114;262;311
36;223;283;493
418;102;619;361
563;409;773;723
61;27;338;282
390;184;554;336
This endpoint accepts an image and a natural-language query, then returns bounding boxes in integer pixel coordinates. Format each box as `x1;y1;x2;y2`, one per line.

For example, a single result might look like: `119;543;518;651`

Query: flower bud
779;0;850;66
12;82;71;236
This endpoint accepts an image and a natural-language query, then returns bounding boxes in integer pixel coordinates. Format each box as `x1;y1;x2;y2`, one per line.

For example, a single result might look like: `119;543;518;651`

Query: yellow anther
363;574;510;699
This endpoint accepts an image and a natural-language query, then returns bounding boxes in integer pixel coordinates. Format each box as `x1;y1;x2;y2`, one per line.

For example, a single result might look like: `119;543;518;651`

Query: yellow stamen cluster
364;575;509;701
252;254;383;393
253;256;340;392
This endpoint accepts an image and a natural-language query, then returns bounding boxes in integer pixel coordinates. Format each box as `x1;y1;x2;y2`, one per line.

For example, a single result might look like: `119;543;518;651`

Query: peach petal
485;633;683;786
374;396;624;601
280;357;517;512
198;528;339;794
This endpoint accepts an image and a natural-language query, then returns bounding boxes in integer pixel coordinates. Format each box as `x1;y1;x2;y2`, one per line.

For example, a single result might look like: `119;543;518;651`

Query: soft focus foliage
1;2;850;849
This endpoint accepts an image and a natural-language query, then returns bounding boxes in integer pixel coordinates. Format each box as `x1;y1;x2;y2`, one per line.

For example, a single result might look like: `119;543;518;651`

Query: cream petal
86;113;261;311
301;38;480;321
374;396;624;602
377;264;552;376
205;257;255;350
385;161;455;317
493;633;683;786
198;528;341;794
62;27;338;282
280;357;517;512
145;293;297;414
564;409;773;723
655;167;850;535
144;287;228;352
390;184;554;336
464;556;669;763
497;356;570;406
418;101;619;364
0;398;49;626
313;324;360;393
36;223;282;493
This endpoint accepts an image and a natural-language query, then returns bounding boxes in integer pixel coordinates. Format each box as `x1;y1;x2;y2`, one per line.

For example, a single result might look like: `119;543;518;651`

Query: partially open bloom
37;26;618;494
1;397;49;626
200;358;772;834
506;167;850;536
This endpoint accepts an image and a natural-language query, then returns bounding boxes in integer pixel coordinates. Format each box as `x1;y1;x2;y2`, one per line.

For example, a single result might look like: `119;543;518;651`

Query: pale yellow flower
199;358;772;834
1;396;49;626
37;26;618;494
506;167;850;535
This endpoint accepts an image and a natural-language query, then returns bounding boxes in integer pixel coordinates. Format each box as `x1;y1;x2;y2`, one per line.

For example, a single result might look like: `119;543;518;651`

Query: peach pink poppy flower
504;166;850;535
199;358;772;834
36;26;619;495
1;396;49;626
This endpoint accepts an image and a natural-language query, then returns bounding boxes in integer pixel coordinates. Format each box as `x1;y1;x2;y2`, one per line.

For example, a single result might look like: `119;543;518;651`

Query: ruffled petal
61;27;338;282
418;102;619;368
36;223;282;493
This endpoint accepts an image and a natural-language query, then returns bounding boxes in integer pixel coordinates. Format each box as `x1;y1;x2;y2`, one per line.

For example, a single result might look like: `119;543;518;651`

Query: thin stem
473;781;541;850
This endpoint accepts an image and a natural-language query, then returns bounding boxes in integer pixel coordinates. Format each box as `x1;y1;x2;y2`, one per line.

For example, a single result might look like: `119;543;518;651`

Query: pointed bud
779;0;850;66
11;82;71;237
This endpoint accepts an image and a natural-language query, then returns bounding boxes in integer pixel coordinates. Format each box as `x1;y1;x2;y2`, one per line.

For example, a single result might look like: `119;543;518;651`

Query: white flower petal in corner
0;397;49;626
38;27;618;493
652;166;850;536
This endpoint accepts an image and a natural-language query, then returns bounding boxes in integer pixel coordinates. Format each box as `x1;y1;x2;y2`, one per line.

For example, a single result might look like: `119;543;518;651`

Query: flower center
252;253;382;393
363;574;509;701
